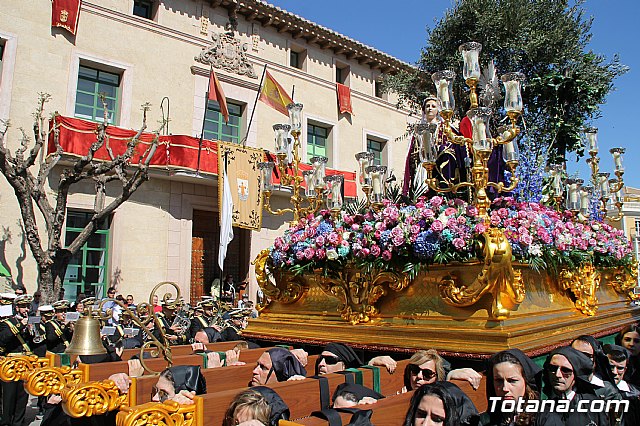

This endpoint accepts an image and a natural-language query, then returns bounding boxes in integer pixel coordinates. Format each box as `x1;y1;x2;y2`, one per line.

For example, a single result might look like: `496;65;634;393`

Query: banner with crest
217;143;264;230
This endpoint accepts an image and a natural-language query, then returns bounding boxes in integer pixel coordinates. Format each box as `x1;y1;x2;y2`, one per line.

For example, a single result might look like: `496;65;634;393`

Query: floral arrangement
268;196;633;278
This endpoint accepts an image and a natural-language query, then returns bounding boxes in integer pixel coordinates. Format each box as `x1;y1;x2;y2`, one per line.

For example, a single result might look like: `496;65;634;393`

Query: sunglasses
318;355;342;365
151;386;169;402
408;364;437;380
546;364;574;377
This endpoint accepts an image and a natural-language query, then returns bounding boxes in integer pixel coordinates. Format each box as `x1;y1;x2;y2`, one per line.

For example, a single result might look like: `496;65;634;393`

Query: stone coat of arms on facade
195;31;257;79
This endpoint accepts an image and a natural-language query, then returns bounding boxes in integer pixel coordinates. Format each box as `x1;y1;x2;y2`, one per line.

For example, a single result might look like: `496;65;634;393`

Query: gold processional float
0;282;186;417
0;41;638;425
248;41;640;357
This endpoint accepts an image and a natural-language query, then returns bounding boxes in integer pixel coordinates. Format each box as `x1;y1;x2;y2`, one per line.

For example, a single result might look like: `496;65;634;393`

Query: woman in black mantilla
402;95;470;198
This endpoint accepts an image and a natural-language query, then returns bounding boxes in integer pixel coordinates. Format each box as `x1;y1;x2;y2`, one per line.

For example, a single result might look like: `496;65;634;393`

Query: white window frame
0;31;17;120
362;129;391;168
304;114;337;168
66;50;133;128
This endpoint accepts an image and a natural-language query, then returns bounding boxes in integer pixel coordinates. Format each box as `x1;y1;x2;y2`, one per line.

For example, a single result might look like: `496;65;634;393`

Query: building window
289;47;306;70
0;42;4;78
336;63;349;85
64;210;110;299
307;124;329;163
290;51;299;68
367;138;386;166
375;80;384;99
133;0;154;19
635;218;640;237
74;65;120;124
204;102;242;144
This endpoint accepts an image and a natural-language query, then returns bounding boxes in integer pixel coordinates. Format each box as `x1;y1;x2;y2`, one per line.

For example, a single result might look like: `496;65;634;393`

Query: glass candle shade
324;175;344;211
549;165;564;197
366;165;387;203
502;140;519;163
310;156;328;189
580;186;593;216
258;162;275;192
355;151;374;187
467;107;493;153
597;173;610;198
273;124;291;155
303;170;315;197
287;103;303;133
584;127;598;155
610;180;623;203
431;70;456;113
565;178;583;211
459;42;482;80
501;72;525;113
415;123;438;165
610;148;625;172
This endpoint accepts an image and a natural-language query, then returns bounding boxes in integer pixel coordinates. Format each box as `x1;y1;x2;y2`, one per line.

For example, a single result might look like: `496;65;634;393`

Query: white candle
463;50;480;79
504;80;520;111
580;192;590;210
570;186;579;203
437;80;449;107
473;121;486;143
332;183;341;205
614;154;623;170
371;172;381;194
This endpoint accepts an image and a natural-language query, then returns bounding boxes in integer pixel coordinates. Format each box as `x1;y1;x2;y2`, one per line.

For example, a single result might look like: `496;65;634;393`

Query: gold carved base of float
116;398;203;426
62;379;130;417
249;250;640;356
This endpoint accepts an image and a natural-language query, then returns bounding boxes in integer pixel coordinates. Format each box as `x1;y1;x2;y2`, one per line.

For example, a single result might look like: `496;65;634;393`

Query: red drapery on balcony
48;115;357;197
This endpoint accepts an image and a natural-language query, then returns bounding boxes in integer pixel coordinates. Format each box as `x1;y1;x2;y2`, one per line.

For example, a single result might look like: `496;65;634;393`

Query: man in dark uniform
220;308;250;341
31;304;53;357
0;293;33;426
45;300;73;353
188;298;217;339
156;299;189;345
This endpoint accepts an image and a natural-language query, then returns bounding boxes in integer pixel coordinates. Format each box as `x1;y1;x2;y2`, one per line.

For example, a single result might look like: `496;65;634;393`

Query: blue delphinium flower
413;231;439;260
317;221;334;235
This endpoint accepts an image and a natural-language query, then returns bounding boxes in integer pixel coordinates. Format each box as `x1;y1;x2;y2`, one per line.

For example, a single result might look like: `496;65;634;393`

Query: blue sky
269;0;639;188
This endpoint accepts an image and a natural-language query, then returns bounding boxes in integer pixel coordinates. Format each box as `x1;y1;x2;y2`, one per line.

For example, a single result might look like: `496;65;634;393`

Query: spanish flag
259;71;293;116
208;68;229;124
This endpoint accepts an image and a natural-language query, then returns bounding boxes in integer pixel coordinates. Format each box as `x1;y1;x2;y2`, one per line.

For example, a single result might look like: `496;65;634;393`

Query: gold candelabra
550;127;626;222
416;42;524;219
258;104;330;225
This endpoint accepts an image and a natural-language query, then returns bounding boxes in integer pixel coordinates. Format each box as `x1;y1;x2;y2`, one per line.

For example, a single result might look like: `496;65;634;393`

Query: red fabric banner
336;83;354;115
47;115;357;197
259;71;293;116
52;0;81;35
208;69;229;124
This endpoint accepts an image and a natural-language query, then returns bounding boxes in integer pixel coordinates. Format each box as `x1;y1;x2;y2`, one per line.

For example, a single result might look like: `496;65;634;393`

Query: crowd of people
2;283;640;426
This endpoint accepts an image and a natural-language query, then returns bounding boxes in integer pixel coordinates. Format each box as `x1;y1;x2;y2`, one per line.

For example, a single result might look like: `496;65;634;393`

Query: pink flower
370;245;381;256
430;196;443;208
423;209;435;219
363;224;373;233
444;207;457;217
351;223;360;231
392;234;405;246
466;206;479;217
474;223;487;234
296;251;305;260
304;247;315;259
316;248;326;259
452;238;466;249
410;224;421;235
498;208;509;219
382;250;392;261
315;235;326;247
431;220;444;232
519;233;533;246
327;233;339;244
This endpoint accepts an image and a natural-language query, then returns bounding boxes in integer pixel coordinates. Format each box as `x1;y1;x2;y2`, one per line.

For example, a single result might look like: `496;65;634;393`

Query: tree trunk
39;251;70;304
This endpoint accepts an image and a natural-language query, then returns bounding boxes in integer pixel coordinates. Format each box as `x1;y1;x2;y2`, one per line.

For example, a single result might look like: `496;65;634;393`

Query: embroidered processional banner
217;143;264;230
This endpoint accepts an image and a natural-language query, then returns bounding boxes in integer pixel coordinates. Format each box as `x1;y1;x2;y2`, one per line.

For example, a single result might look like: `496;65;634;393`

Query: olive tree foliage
384;0;627;164
0;94;164;302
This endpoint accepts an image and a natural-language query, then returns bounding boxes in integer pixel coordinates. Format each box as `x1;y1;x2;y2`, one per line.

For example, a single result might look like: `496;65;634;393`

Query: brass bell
65;315;106;356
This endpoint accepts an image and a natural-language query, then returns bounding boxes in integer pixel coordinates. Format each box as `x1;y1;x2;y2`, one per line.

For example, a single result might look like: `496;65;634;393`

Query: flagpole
197;66;213;174
291;85;295;101
241;64;267;147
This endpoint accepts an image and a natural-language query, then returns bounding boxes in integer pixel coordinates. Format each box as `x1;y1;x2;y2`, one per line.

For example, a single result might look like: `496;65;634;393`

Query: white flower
326;249;338;260
528;244;542;257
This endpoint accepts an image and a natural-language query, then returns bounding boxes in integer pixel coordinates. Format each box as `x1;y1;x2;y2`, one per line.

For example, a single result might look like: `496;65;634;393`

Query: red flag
336;83;354;115
52;0;82;36
208;68;229;124
259;71;294;116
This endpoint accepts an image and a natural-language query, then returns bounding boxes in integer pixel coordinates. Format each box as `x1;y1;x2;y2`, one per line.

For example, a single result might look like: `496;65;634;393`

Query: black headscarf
332;383;384;404
315;343;363;374
266;347;307;382
168;365;207;395
438;381;479;426
252;386;290;426
543;346;595;396
485;348;542;400
572;335;617;385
